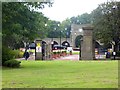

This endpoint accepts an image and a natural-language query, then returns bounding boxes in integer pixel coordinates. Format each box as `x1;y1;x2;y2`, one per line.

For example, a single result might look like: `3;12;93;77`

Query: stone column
35;40;42;60
81;26;95;60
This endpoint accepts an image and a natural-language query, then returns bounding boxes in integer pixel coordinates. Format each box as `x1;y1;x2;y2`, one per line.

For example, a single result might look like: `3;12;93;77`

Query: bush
18;51;24;58
57;51;60;54
2;46;15;64
2;46;24;65
53;52;57;54
3;60;21;68
13;50;24;58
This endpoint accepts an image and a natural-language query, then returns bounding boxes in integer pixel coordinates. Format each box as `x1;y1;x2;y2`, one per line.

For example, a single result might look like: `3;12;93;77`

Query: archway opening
53;41;58;45
95;41;101;48
52;41;58;49
62;41;70;47
75;35;83;48
42;41;47;45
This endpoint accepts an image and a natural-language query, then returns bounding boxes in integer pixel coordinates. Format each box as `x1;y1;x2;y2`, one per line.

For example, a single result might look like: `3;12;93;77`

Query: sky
38;0;119;22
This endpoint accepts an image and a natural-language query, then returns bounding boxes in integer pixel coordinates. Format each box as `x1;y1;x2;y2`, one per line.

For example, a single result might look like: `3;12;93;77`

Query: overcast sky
38;0;119;22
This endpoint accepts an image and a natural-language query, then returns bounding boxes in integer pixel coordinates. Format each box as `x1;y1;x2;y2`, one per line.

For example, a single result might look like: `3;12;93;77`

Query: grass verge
2;60;118;88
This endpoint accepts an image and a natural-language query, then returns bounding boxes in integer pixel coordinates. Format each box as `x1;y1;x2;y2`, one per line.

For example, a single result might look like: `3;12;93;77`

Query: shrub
3;60;21;68
53;52;57;54
62;51;66;53
18;51;24;58
2;46;15;64
57;51;60;54
2;46;23;65
13;50;24;58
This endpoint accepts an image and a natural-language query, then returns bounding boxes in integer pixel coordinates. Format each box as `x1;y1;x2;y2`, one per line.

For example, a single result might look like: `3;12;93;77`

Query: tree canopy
92;1;120;51
2;2;52;49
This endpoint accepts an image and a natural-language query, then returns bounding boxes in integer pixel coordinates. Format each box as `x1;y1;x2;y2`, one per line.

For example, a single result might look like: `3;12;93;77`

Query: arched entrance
95;41;101;48
62;41;70;47
75;35;83;48
51;41;58;49
53;41;58;45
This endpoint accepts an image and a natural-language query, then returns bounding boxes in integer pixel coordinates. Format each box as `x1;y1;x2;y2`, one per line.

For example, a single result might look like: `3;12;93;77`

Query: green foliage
2;2;49;49
70;13;92;24
57;51;60;54
12;50;24;58
62;51;66;53
2;46;15;64
46;20;61;38
3;59;21;68
53;52;57;54
2;46;24;64
92;1;120;51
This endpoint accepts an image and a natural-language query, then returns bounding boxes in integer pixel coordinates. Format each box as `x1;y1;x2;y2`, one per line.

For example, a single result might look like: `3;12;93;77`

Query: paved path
53;55;79;61
16;55;79;61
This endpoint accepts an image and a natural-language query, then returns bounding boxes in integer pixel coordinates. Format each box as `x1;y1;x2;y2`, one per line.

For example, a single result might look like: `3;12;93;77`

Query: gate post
35;40;42;60
81;26;95;60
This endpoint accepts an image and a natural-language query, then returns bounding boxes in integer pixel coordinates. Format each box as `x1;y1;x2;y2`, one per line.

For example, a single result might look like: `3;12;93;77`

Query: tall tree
2;2;52;49
92;1;120;51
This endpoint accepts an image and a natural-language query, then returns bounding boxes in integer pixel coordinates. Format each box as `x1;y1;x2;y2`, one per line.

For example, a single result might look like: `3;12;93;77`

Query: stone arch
53;41;58;45
75;35;83;48
71;24;84;48
95;41;101;48
62;41;70;47
42;41;47;44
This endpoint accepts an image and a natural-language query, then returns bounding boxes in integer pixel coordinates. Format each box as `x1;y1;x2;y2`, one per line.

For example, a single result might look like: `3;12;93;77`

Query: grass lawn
2;60;118;88
72;51;79;55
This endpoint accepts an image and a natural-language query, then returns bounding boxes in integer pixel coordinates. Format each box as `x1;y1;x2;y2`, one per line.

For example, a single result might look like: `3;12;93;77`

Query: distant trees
46;19;71;38
45;20;61;38
70;13;92;24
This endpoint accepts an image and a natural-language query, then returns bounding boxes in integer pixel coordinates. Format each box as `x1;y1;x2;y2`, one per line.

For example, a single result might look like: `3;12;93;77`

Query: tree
60;18;71;38
92;1;120;52
2;2;52;49
46;20;61;38
70;13;92;24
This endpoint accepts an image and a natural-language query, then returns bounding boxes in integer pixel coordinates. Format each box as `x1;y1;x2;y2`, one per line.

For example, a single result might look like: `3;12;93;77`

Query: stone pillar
81;26;95;60
47;43;52;60
35;40;42;60
45;43;52;60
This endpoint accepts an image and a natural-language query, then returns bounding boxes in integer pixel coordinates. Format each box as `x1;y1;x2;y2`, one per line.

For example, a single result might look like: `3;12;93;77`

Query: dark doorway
42;41;47;60
75;35;83;48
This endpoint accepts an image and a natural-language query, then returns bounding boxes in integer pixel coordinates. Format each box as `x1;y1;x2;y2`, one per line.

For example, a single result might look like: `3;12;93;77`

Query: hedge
3;60;21;68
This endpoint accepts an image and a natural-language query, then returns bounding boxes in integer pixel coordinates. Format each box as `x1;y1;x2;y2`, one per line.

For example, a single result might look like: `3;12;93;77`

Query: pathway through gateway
53;55;79;61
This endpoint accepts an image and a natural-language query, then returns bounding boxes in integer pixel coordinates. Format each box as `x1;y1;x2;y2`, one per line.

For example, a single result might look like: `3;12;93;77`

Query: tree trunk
114;41;119;52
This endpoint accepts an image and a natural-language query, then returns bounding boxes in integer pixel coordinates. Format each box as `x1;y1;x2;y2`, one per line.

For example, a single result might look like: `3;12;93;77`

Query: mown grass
71;51;79;55
2;60;118;88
